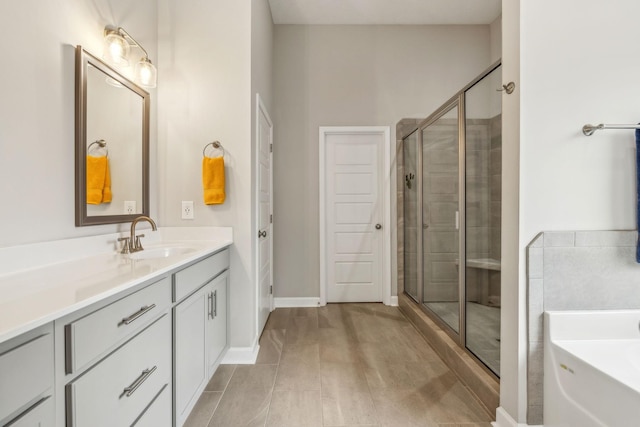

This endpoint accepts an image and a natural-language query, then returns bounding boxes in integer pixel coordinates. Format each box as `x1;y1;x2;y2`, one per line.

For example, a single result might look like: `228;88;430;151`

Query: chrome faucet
118;215;157;254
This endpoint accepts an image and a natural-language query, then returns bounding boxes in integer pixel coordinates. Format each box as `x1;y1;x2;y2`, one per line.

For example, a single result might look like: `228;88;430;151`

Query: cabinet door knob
375;224;382;230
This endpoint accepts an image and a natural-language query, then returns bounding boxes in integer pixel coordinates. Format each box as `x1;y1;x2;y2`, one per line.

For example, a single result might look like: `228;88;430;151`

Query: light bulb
103;32;130;66
135;58;157;89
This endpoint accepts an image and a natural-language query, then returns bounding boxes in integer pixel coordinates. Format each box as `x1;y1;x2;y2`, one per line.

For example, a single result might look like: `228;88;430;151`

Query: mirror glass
75;46;149;226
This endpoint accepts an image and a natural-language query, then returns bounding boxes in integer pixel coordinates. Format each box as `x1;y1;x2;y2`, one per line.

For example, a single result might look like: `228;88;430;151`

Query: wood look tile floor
184;303;494;427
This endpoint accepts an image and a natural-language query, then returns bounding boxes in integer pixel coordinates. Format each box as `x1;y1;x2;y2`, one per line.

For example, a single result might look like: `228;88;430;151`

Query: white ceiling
268;0;501;25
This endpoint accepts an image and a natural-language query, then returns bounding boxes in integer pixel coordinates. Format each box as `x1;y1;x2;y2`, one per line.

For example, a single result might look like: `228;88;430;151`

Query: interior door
256;94;273;335
323;128;384;302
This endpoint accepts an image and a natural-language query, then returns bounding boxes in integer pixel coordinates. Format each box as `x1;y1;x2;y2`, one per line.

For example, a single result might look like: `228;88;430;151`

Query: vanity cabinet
66;315;171;427
0;324;54;427
55;276;172;427
1;238;232;427
174;250;229;427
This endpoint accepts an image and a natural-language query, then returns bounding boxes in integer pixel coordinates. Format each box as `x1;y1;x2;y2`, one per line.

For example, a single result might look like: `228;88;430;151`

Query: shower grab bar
582;123;640;136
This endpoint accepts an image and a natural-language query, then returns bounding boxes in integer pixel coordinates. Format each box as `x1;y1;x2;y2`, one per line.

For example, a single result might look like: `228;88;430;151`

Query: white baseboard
275;297;397;307
274;297;321;308
493;407;541;427
220;343;260;364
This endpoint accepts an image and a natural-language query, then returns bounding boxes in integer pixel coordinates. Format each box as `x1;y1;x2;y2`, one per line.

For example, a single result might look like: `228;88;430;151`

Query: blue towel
636;127;640;262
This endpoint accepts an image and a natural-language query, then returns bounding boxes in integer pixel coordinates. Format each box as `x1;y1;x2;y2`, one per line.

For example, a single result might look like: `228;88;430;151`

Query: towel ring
203;141;225;158
88;139;108;157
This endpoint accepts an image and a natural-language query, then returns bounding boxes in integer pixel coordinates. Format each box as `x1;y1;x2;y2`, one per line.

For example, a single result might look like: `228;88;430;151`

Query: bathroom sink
127;245;196;260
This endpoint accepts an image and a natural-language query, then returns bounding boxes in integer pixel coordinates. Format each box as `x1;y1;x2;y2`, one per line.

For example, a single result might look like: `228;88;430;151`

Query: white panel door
256;94;273;335
324;131;384;302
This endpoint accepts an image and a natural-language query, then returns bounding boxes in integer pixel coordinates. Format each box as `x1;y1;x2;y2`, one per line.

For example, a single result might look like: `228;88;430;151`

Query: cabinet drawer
174;249;229;302
0;333;53;423
66;314;171;427
65;276;171;373
5;396;53;427
132;384;171;427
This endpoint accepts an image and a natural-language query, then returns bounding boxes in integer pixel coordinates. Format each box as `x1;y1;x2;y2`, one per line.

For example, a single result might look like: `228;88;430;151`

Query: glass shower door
464;65;502;375
421;104;460;333
402;130;419;302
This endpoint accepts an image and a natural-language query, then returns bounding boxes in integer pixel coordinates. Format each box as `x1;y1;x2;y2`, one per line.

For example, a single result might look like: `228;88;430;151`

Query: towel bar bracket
203;141;225;158
582;123;640;136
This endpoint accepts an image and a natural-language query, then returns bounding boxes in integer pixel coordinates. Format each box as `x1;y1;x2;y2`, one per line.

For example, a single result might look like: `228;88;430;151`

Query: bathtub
544;310;640;427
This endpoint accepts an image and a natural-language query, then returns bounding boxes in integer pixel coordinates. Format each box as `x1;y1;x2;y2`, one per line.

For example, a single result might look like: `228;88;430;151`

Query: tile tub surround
184;303;494;427
0;227;232;343
525;230;640;425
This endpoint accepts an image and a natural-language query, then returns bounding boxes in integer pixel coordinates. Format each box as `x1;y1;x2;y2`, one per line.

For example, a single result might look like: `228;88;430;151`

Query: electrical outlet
124;201;136;215
181;201;194;220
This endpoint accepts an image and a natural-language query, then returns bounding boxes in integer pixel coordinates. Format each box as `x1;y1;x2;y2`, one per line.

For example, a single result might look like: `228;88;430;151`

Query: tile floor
184;303;494;427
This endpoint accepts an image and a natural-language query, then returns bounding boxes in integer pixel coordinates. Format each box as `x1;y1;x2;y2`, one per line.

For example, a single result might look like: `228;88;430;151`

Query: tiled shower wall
526;230;640;424
422;118;460;302
489;114;501;264
465;115;502;305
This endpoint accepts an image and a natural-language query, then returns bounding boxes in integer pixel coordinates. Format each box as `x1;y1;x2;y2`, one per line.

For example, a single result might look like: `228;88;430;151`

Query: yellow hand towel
86;155;107;205
102;157;112;203
202;156;226;205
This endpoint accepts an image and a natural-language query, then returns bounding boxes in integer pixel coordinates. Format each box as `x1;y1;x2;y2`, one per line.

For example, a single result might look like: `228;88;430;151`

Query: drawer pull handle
122;366;157;397
214;289;218;318
121;304;156;325
208;293;213;319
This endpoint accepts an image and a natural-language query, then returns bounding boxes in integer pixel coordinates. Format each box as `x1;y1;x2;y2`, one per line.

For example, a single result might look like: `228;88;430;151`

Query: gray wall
157;0;257;349
272;24;493;299
0;0;158;247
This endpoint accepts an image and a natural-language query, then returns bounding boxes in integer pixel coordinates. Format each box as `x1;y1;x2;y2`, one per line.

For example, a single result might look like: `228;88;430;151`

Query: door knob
375;224;382;230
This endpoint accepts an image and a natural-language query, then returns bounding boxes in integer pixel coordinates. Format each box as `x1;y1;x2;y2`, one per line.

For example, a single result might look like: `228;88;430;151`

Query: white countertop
0;227;232;344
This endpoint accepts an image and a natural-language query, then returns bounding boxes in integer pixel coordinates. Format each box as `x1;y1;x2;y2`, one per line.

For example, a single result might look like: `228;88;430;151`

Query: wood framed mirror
75;46;150;226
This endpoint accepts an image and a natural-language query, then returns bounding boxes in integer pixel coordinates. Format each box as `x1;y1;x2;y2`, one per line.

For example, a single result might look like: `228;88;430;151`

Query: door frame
255;93;274;335
319;126;391;306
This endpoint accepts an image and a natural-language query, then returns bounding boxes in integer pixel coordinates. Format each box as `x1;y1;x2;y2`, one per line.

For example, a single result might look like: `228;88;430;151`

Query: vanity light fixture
103;26;157;89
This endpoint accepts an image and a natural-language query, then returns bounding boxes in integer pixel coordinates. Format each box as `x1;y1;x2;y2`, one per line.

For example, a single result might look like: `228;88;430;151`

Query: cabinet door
0;327;53;425
207;271;228;376
174;287;207;427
